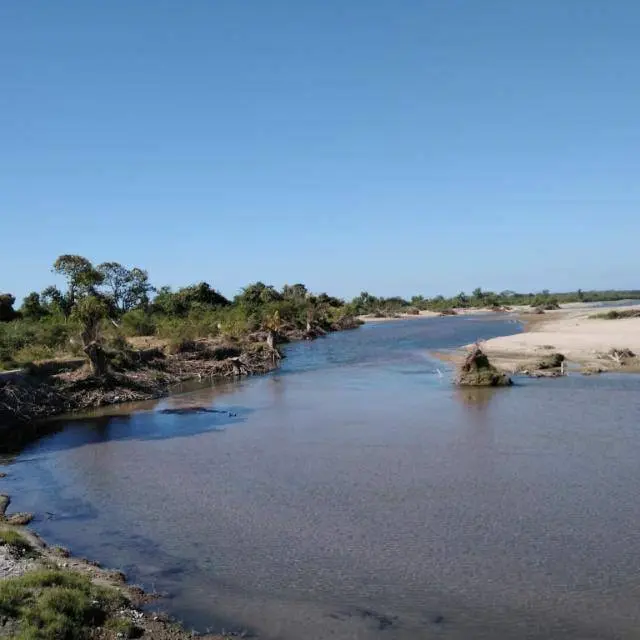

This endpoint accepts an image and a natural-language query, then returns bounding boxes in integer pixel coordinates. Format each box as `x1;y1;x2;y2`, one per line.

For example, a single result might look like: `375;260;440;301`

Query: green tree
0;294;18;322
41;285;73;318
282;283;308;300
237;282;283;306
20;292;48;320
51;255;104;316
98;262;155;313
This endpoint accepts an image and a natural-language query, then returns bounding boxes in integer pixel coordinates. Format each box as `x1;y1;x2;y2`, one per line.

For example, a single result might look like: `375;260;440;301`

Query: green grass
0;568;128;639
0;529;34;556
106;616;143;638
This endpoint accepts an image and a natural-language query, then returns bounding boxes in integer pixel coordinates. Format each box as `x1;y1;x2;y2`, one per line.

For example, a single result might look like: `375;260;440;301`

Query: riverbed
3;315;640;639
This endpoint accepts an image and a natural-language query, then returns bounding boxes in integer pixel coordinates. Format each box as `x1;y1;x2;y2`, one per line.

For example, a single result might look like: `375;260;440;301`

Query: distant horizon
2;2;639;300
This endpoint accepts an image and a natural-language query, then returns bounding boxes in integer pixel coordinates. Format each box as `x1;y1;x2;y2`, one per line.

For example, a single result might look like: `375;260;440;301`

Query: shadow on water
1;381;253;458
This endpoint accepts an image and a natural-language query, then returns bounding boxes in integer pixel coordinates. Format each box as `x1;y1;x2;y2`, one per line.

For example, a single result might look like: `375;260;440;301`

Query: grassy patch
0;568;128;639
106;616;143;638
0;529;34;556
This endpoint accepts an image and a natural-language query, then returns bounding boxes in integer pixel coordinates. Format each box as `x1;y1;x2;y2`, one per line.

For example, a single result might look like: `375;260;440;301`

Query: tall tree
97;262;154;313
52;255;104;312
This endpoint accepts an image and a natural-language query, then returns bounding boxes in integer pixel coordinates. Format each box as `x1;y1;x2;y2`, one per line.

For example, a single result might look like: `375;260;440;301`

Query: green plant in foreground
0;529;34;556
0;569;128;639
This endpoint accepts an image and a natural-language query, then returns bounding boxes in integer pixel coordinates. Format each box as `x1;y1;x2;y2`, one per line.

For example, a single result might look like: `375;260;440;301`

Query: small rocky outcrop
456;345;512;387
536;352;565;370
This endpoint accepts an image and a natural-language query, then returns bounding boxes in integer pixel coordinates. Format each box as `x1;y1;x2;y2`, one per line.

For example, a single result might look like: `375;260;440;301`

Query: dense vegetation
1;256;638;371
0;256;354;371
347;287;640;315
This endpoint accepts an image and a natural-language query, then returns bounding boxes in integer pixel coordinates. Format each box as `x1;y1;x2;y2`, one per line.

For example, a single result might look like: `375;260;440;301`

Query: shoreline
0;319;363;445
0;510;227;639
436;304;640;375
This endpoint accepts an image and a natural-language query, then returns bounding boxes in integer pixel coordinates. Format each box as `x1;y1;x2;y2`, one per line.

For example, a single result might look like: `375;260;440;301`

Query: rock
0;472;7;478
7;512;33;526
456;346;512;387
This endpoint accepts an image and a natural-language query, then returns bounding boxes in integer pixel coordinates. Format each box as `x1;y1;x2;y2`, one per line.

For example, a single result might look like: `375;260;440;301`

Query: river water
3;316;640;639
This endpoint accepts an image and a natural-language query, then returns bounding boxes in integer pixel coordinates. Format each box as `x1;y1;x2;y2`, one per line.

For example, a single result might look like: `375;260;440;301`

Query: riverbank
0;518;226;639
0;317;363;436
441;304;640;374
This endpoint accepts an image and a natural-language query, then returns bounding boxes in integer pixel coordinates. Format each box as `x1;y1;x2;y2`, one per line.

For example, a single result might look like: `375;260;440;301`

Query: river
3;315;640;639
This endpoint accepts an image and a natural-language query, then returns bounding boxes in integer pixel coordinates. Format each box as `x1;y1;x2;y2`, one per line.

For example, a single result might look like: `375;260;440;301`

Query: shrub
0;530;33;556
121;310;157;337
0;568;128;639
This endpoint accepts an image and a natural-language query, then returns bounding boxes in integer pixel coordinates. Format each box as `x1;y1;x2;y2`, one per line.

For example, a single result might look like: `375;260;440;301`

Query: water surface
4;316;640;639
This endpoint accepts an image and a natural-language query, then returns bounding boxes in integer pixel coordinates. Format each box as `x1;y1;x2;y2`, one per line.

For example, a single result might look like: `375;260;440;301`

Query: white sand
480;306;640;371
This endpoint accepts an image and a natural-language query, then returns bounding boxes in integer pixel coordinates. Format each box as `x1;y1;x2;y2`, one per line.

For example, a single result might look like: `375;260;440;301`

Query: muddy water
4;316;640;639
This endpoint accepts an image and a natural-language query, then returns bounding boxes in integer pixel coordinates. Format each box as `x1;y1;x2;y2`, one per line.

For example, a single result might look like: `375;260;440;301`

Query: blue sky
1;1;639;302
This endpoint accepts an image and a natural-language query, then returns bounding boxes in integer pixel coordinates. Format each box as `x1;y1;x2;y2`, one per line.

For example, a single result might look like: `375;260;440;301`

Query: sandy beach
358;308;499;323
478;305;640;373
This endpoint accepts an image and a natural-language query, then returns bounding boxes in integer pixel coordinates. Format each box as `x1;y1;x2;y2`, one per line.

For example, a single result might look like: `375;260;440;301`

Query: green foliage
71;296;108;343
0;568;127;640
97;262;154;313
0;317;74;369
0;293;18;322
20;293;48;321
236;282;283;307
0;529;33;556
282;283;308;300
152;282;229;317
120;310;157;337
106;617;142;638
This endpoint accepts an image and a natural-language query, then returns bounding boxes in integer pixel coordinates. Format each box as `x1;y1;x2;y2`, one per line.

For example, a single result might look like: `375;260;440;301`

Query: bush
0;530;33;556
0;568;128;639
121;310;157;337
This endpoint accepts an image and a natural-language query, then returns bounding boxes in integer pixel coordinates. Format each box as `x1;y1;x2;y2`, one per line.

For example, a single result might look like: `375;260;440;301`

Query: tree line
1;255;639;371
0;255;350;371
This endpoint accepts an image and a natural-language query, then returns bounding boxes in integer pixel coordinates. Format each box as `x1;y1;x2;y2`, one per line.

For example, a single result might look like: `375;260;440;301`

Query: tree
472;287;484;300
97;262;154;313
71;296;109;376
351;291;378;314
51;255;104;317
282;284;308;300
0;294;18;322
237;282;283;306
455;292;469;306
152;282;229;316
20;292;48;320
41;285;73;318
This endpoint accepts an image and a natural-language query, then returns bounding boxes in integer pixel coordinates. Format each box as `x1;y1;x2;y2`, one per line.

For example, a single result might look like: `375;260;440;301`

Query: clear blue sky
1;1;639;302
